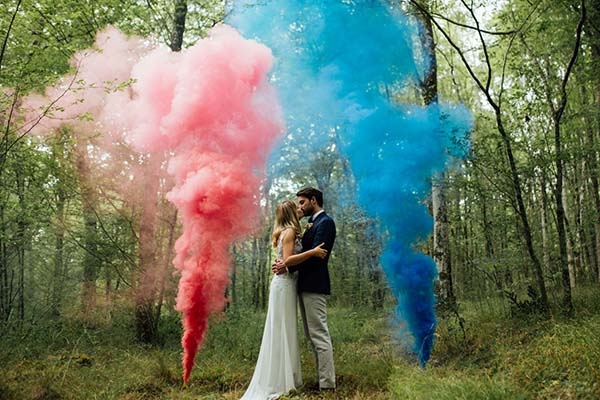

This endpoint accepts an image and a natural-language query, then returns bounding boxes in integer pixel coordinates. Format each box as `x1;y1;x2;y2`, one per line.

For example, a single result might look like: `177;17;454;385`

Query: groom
273;187;336;391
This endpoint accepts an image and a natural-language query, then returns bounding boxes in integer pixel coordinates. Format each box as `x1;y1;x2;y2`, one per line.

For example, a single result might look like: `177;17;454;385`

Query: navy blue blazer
289;211;336;295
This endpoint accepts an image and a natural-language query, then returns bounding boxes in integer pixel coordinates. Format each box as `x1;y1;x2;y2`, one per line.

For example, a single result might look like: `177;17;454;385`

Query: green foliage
1;0;224;95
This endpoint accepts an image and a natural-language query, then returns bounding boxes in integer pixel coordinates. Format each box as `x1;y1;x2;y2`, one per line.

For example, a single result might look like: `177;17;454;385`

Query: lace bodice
276;229;302;278
276;229;302;258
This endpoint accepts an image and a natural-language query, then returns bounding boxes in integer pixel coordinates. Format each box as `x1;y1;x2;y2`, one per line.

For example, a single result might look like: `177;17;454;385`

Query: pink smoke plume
21;26;149;137
19;27;159;202
21;25;283;384
109;25;283;383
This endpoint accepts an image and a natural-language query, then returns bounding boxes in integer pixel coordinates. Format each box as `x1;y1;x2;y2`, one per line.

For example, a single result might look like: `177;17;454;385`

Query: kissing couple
240;187;336;399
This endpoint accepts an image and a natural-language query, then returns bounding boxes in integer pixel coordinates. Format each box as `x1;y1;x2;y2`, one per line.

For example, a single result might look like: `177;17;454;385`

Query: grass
2;292;600;399
0;307;394;400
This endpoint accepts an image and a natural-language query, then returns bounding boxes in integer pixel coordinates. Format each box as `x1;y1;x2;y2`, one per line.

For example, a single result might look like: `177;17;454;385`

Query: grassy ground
1;292;600;399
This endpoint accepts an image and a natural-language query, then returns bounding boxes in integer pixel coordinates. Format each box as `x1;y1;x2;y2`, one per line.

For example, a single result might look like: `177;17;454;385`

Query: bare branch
0;0;22;74
556;0;586;122
408;0;497;111
428;10;516;36
459;0;492;92
146;0;174;46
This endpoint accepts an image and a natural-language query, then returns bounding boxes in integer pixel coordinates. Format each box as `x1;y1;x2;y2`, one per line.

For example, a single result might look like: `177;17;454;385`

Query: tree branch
408;0;497;111
0;0;22;75
427;10;516;36
556;0;586;122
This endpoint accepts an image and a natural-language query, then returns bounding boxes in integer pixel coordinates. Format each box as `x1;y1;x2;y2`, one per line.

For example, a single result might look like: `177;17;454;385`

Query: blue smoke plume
227;0;472;366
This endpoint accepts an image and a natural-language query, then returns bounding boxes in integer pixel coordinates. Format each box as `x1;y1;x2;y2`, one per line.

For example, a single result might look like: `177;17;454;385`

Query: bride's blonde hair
272;200;302;247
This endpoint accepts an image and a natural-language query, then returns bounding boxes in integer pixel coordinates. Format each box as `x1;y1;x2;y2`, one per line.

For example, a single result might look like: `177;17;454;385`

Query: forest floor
1;289;600;399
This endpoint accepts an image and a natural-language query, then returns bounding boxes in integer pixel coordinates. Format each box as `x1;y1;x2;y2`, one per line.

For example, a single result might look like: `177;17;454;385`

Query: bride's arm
281;230;327;267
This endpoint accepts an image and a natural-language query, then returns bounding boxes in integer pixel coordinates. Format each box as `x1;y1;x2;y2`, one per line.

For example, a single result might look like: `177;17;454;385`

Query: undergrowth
1;289;600;399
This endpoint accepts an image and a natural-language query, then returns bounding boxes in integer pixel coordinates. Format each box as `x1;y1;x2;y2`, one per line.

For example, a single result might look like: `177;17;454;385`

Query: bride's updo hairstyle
272;200;302;247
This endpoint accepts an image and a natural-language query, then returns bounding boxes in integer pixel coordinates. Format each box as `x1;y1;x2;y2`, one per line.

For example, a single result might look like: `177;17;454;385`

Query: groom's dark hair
296;187;324;207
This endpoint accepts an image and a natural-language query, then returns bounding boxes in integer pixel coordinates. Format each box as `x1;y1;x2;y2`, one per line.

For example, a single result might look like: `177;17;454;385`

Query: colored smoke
21;25;283;382
109;24;283;383
228;0;472;365
20;27;160;202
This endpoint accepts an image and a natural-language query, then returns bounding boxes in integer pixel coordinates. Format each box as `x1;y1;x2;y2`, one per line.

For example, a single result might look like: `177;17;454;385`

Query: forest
1;0;600;399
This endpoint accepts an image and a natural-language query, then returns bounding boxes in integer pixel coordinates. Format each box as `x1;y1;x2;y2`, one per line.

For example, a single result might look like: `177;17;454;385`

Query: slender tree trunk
588;0;600;283
230;245;238;309
552;0;585;316
52;196;65;317
15;158;26;322
0;203;7;321
414;0;456;309
497;114;549;312
260;231;270;309
75;139;100;323
583;91;600;283
574;159;588;284
481;199;495;259
540;174;553;280
135;176;159;342
366;220;385;309
555;118;573;315
453;183;468;297
133;0;189;343
250;236;258;308
51;131;68;317
432;175;455;307
561;185;576;289
154;209;178;324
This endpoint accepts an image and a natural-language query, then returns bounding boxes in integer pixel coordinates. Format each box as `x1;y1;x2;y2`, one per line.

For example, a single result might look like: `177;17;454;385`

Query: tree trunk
415;0;456;309
251;236;260;308
154;209;178;324
552;0;585;316
133;0;189;343
561;185;576;289
170;0;188;52
555;118;573;315
75;139;100;323
588;0;600;283
432;175;455;308
229;245;238;310
540;174;553;280
583;92;600;283
51;130;68;318
15;157;26;322
0;203;8;321
249;229;271;310
573;159;588;284
497;114;549;313
135;186;159;343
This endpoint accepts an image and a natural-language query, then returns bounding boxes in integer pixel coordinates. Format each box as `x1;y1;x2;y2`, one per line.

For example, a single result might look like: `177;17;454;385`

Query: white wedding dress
240;231;302;400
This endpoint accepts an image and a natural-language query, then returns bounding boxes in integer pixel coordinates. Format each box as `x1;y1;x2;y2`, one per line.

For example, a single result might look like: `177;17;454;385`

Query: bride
240;200;327;400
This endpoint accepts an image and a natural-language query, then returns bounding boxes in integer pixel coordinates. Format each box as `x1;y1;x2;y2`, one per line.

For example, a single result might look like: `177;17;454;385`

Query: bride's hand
313;242;327;259
272;259;286;275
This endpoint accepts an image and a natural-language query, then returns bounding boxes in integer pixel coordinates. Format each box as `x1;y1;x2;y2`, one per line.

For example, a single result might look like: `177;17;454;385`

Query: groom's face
297;195;315;217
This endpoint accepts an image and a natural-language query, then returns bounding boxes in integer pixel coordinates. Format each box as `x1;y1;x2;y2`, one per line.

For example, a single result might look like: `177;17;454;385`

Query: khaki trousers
299;292;335;389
